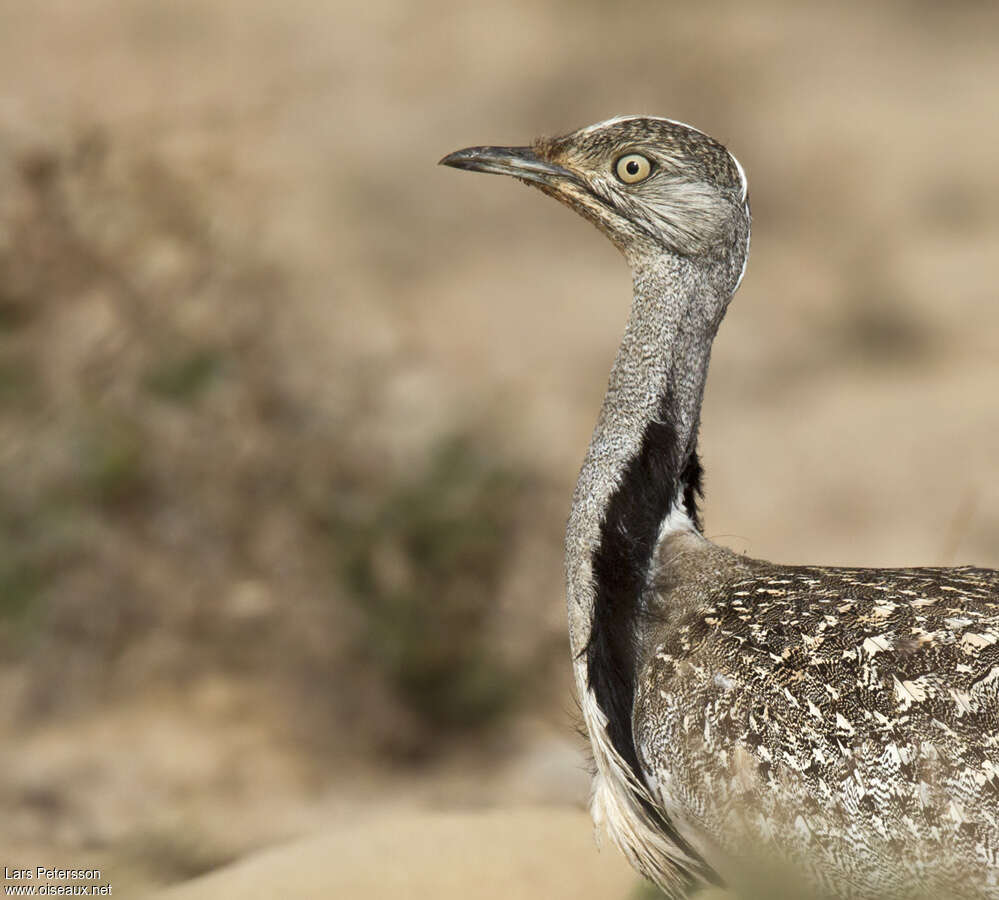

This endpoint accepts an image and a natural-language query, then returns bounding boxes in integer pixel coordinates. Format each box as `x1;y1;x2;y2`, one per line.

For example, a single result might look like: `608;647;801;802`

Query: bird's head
441;116;750;284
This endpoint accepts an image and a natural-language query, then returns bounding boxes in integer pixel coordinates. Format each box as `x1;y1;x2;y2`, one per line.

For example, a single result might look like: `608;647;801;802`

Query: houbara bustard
441;117;999;899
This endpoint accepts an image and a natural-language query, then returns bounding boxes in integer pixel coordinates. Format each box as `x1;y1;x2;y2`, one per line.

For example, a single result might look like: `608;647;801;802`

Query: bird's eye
614;153;652;184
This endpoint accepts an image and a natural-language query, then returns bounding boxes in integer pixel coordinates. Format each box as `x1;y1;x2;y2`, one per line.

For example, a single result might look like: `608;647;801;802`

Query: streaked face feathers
530;116;749;259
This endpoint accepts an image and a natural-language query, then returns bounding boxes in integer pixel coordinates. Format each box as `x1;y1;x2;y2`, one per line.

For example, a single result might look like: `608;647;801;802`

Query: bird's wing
635;562;999;898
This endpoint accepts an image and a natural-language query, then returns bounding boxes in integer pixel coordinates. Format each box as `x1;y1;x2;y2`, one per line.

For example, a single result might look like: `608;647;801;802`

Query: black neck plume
585;388;707;872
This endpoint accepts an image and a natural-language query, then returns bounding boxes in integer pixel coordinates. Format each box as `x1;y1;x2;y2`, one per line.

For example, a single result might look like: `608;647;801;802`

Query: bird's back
636;533;999;897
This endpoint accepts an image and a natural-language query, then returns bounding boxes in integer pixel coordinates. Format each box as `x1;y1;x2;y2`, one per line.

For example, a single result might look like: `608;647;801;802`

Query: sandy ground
1;1;998;897
144;807;645;900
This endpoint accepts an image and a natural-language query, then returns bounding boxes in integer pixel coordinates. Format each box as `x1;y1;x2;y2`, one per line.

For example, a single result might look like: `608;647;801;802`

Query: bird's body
441;116;999;898
640;542;999;897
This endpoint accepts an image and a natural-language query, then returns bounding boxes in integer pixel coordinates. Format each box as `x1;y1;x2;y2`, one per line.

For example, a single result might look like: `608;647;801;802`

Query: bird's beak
439;145;578;187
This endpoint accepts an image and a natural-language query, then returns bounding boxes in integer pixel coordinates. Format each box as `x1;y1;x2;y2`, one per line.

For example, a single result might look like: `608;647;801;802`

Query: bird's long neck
567;251;730;777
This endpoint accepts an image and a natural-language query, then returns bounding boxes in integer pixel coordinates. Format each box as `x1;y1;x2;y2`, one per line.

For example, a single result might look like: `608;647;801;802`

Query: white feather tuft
580;687;704;896
657;497;697;545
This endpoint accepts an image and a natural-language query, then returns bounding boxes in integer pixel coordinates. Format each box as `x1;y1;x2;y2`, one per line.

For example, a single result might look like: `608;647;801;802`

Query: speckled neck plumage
563;242;745;889
566;253;727;742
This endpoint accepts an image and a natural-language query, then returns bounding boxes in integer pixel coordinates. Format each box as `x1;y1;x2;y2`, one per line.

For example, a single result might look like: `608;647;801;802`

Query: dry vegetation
0;122;565;887
1;1;998;896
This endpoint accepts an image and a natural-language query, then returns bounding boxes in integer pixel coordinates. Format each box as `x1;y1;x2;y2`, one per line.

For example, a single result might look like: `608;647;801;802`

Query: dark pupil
626;159;641;176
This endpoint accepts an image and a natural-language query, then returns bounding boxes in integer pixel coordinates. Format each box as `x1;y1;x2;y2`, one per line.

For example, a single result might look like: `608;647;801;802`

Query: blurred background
1;1;998;896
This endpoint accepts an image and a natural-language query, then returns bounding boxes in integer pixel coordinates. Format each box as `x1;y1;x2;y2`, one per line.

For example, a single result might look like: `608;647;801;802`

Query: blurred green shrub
74;414;150;510
0;504;73;648
630;881;668;899
0;357;40;410
329;437;528;750
143;347;223;403
0;556;44;626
